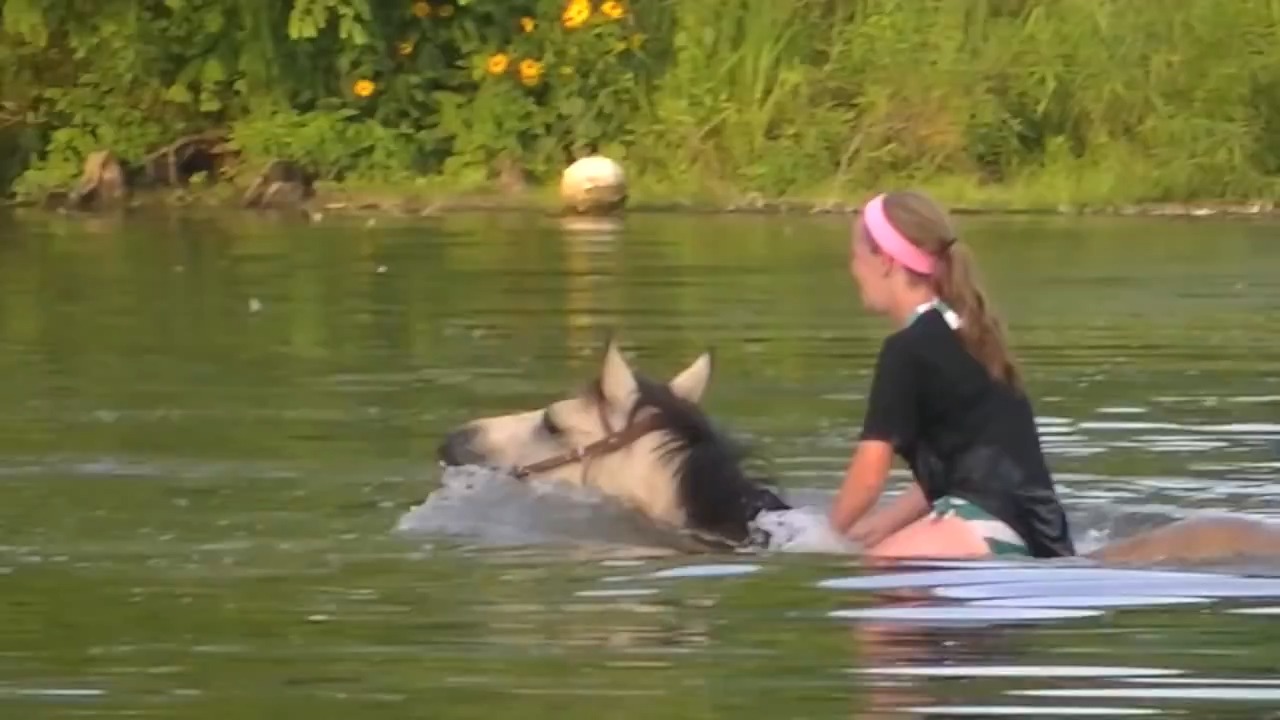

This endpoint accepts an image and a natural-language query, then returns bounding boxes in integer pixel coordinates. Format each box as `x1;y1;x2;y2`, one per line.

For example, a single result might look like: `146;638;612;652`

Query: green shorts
931;495;1030;557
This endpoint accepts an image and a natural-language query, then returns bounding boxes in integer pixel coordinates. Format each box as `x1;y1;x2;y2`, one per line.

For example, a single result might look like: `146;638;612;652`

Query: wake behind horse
437;337;1280;566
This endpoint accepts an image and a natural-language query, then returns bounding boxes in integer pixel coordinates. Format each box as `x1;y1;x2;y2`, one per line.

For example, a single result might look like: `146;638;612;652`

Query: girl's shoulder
877;309;986;384
880;309;950;356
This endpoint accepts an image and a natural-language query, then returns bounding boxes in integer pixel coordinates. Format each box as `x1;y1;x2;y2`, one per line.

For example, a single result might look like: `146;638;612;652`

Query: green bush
3;0;1280;206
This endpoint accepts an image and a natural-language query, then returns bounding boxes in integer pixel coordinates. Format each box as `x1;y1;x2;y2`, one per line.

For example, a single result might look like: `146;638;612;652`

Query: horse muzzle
437;426;487;466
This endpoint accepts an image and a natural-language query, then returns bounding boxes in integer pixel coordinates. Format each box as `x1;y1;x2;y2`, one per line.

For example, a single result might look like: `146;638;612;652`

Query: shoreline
4;181;1279;221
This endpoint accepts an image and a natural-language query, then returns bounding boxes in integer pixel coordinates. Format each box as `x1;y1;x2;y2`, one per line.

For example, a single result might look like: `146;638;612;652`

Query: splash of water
394;465;860;555
395;465;703;550
393;467;1241;558
750;507;862;554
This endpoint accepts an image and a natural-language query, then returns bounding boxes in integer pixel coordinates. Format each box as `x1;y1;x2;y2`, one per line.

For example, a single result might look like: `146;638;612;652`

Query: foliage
3;0;1280;206
227;105;422;183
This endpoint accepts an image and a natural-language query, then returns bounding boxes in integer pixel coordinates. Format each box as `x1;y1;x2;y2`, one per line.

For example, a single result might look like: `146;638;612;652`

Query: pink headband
859;193;937;276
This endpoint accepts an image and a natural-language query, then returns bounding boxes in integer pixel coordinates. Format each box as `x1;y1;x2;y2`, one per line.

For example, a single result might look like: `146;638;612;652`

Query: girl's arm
837;334;920;536
828;439;895;534
848;482;929;547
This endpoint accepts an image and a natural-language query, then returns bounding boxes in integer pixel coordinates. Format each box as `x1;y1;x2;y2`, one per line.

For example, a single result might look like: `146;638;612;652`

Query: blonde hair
868;190;1023;390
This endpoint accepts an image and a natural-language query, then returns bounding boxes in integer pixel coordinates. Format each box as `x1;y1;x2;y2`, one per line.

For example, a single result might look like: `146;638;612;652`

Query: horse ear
599;336;638;408
669;349;713;403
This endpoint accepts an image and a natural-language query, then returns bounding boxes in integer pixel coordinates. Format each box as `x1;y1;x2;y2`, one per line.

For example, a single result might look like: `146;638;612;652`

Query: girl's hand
848;512;895;547
847;483;930;548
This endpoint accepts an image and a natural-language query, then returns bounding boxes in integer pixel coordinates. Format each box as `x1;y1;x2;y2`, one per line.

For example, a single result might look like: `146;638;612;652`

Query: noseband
512;406;664;480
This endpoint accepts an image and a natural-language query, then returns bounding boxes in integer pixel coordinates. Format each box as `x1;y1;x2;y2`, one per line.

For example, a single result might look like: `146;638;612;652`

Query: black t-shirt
859;308;1076;558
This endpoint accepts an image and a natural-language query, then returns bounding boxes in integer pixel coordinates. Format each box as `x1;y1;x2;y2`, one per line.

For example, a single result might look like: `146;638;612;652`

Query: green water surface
2;208;1279;718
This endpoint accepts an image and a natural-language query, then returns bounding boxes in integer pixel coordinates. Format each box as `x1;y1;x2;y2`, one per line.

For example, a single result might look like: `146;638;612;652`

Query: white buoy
559;154;628;215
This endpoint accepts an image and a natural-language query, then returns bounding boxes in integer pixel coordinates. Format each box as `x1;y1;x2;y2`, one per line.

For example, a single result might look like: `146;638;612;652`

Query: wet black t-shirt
859;308;1076;558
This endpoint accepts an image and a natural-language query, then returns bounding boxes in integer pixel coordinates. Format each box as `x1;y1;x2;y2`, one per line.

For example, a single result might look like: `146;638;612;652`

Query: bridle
512;404;664;480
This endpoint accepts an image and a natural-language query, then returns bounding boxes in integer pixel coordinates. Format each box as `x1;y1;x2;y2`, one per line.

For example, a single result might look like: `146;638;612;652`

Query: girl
828;190;1075;559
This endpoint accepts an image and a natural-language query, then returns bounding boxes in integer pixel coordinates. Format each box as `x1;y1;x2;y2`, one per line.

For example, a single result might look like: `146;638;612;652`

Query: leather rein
512;406;664;480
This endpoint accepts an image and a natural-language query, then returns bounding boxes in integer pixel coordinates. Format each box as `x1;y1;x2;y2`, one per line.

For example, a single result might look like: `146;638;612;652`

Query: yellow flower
397;40;415;56
600;0;626;20
486;52;511;75
561;0;590;29
353;79;376;97
437;4;454;17
411;1;430;18
518;58;544;87
520;16;536;33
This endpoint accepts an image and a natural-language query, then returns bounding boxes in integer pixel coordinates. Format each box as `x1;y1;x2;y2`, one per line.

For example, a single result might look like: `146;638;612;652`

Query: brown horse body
1085;513;1280;566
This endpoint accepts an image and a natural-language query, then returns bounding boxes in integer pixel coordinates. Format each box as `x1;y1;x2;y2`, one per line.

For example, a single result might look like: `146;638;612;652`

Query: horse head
437;337;789;544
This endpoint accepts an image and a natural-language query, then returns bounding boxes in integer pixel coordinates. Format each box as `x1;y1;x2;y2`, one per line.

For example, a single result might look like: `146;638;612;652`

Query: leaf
202;58;227;83
165;84;195;104
561;96;587;118
2;0;50;46
203;10;225;34
198;91;223;114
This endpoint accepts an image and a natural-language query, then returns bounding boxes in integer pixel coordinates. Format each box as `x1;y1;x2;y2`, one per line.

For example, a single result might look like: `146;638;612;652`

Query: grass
6;0;1280;212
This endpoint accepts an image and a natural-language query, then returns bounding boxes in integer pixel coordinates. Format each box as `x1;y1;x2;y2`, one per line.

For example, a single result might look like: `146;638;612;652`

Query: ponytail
875;190;1024;391
933;242;1023;391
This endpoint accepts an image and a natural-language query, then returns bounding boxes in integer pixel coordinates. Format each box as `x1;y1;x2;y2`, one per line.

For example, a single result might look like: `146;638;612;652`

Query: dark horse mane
587;373;791;544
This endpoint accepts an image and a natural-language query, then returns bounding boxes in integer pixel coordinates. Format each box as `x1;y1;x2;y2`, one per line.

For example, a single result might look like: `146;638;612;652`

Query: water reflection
822;553;1280;716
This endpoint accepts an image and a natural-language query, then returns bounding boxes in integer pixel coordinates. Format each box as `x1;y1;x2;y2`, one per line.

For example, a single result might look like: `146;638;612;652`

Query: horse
437;337;789;547
436;337;1280;565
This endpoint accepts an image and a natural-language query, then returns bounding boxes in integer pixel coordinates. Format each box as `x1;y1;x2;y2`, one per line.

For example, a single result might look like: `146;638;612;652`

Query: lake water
2;207;1279;718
